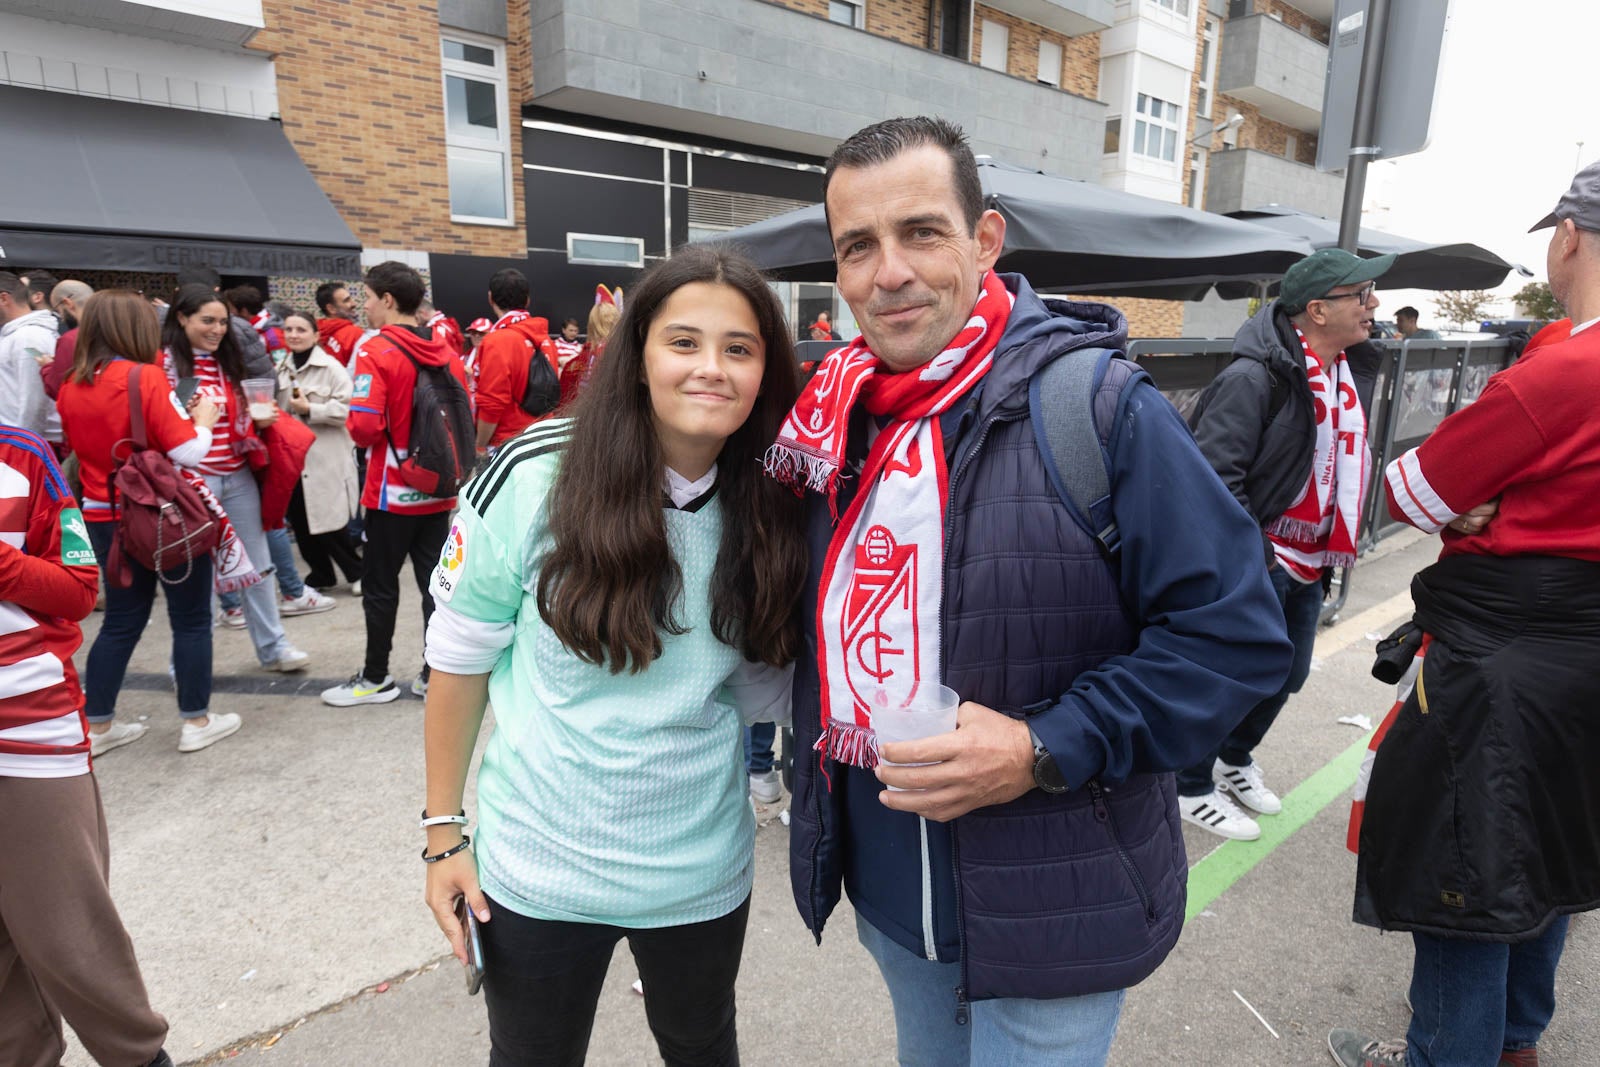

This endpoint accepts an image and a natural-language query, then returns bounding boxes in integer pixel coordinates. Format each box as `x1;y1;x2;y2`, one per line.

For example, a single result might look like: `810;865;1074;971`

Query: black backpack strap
1029;347;1141;561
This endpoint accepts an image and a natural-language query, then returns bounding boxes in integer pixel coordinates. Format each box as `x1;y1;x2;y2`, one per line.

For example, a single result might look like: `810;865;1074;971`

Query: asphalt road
60;528;1598;1066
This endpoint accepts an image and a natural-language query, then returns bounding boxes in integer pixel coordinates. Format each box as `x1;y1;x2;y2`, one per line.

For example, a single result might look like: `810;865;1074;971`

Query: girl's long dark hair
162;283;247;384
537;244;805;673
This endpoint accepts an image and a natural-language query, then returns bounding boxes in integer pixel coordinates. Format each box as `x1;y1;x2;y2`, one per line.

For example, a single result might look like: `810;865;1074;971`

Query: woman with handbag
276;310;362;593
421;246;804;1066
56;289;241;756
161;284;312;675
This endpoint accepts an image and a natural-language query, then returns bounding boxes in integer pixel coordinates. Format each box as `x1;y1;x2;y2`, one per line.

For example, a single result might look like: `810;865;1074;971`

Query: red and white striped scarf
1265;328;1369;582
767;271;1013;768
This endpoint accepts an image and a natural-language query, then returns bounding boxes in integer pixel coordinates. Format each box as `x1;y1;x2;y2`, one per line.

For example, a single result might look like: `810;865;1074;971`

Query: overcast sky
1359;0;1598;321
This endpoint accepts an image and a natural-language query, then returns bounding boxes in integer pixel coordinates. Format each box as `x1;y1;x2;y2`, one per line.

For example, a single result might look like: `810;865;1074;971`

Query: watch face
1035;754;1070;793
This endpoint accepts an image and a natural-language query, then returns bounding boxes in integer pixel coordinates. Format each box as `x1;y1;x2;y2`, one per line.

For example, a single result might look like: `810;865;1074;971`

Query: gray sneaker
1328;1029;1407;1067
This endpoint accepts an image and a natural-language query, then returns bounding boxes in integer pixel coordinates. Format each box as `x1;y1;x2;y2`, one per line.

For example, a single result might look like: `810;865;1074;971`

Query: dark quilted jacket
788;276;1294;1006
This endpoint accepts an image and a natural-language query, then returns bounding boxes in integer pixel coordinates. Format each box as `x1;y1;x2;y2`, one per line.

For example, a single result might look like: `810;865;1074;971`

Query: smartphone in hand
454;896;485;995
175;376;200;408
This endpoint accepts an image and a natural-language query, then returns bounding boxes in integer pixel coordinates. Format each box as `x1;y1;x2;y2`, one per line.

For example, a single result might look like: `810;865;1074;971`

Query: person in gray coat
1175;248;1393;841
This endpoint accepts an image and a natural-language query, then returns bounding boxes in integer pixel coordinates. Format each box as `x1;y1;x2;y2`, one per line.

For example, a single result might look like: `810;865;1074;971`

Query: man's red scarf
767;271;1013;768
1266;327;1369;582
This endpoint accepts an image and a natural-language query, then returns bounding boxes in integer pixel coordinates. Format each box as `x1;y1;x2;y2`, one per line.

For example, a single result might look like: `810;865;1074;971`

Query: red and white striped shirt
0;426;100;778
165;351;245;474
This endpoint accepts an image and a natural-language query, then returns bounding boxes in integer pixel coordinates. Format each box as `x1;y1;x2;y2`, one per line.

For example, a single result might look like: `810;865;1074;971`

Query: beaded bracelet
421;835;471;864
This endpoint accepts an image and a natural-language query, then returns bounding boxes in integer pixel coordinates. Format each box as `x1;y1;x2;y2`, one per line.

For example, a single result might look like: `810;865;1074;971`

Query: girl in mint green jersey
421;245;805;1066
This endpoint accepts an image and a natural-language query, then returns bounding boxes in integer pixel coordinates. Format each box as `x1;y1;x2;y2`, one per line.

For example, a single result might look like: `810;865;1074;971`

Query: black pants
360;509;449;682
480;894;749;1067
286;484;363;587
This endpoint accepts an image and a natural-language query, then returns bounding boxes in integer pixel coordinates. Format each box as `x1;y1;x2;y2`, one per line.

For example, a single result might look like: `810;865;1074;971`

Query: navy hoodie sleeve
1027;380;1294;788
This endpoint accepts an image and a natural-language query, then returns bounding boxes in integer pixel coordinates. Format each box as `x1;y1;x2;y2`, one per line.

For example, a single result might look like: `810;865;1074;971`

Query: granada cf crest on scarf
843;525;920;711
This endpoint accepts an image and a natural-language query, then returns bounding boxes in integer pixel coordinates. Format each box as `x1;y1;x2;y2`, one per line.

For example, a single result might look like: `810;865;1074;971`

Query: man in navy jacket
783;116;1293;1064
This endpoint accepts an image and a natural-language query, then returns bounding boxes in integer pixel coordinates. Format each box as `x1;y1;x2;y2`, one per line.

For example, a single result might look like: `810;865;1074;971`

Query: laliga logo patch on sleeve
433;523;467;601
59;508;97;568
353;374;373;399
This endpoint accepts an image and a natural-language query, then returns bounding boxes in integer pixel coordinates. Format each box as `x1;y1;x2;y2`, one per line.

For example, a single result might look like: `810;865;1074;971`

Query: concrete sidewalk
61;529;1598;1066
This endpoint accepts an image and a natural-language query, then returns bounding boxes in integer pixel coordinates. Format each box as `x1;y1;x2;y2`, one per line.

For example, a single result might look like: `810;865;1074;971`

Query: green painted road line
1185;734;1372;922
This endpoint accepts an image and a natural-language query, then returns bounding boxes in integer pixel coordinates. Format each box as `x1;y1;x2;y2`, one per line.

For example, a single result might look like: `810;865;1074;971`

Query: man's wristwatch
1028;725;1070;794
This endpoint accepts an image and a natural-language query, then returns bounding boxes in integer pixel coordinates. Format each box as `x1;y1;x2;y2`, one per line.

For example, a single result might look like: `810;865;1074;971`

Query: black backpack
519;337;561;417
385;334;477;497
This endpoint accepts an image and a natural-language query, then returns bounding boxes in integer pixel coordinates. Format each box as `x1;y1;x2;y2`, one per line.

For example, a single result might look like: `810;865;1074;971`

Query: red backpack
108;365;221;586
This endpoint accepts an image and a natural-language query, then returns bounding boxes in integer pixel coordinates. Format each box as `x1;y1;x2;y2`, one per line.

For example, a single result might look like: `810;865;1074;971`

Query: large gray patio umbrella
1222;205;1528;291
708;158;1315;292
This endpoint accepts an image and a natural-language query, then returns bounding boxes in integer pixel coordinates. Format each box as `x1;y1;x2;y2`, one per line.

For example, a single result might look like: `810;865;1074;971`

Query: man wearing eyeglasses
1174;248;1394;841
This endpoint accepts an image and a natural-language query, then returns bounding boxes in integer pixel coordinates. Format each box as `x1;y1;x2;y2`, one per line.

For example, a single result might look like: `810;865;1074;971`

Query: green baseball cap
1278;248;1397;315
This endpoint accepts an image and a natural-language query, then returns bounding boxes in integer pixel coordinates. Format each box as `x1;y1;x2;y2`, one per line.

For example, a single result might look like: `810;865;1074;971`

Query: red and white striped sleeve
1385;448;1457;533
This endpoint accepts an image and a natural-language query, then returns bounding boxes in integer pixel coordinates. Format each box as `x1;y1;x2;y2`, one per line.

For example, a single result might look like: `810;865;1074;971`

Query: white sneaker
411;674;429;698
220;606;246;629
749;769;783;805
1215;759;1283;815
262;647;311;672
90;721;147;757
350;580;362;597
1179;790;1261;841
178;712;242;753
321;673;400;707
280;589;337;616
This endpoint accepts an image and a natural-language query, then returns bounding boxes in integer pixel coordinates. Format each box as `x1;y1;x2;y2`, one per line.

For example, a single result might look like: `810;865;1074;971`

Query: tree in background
1434;290;1493;329
1512;281;1562;321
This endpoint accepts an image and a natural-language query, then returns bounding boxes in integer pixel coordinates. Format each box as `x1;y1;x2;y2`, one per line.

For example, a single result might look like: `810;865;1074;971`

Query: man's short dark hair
1396;306;1420;320
23;270;58;302
225;284;265;316
823;116;984;235
488;268;530;311
364;261;425;315
175;265;223;290
0;271;26;303
315;282;347;317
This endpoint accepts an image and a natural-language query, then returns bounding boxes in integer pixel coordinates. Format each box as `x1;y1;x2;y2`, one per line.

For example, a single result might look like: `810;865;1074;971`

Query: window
1150;0;1190;13
1188;149;1206;208
1197;17;1219;118
1133;93;1181;162
567;233;645;268
1285;133;1299;161
1036;39;1063;87
979;20;1009;73
1103;117;1121;155
441;34;512;224
828;0;863;28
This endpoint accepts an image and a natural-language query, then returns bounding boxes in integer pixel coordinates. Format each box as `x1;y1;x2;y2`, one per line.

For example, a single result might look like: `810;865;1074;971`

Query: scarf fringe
763;442;836;495
815;719;879;770
1264;516;1326;542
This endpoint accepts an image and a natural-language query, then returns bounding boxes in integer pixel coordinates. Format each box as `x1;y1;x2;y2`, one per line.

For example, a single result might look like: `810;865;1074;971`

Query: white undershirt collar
664;464;717;508
1570;315;1600;336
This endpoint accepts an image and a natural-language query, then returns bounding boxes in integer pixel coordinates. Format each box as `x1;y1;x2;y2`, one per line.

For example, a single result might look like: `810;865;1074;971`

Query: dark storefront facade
430;111;851;339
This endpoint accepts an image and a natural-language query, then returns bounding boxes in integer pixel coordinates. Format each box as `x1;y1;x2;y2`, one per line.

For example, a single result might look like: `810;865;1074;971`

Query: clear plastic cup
871;685;960;791
241;378;277;421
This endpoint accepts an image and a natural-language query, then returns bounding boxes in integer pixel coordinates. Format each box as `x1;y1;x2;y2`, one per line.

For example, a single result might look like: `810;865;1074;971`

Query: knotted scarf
1265;328;1369;582
766;271;1014;768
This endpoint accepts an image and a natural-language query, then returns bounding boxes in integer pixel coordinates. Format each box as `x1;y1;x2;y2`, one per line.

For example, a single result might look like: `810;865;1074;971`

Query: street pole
1336;0;1390;252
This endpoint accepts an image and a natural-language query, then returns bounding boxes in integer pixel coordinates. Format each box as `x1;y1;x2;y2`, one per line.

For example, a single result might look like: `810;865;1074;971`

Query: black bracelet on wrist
421;834;471;864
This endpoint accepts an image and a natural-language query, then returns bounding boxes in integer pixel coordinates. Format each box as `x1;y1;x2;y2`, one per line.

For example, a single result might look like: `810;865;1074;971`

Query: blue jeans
219;526;303;611
855;913;1123;1067
205;471;295;666
1177;565;1323;795
84;520;212;720
1406;917;1569;1066
744;721;776;775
